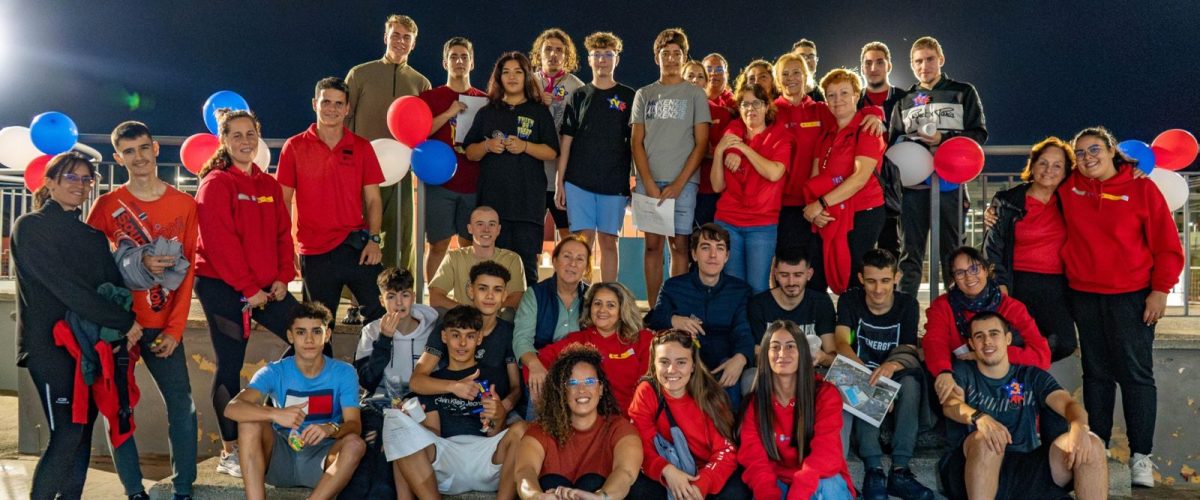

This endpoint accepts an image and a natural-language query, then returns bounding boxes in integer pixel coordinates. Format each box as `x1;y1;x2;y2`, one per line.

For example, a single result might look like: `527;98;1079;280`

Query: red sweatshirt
52;320;141;448
195;165;296;298
537;327;652;414
88;186;198;341
1058;168;1184;294
923;294;1051;376
628;381;738;496
738;381;854;500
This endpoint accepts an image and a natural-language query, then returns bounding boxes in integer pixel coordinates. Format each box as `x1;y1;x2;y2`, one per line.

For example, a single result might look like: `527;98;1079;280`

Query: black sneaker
887;467;935;500
173;495;192;500
128;493;150;500
862;467;888;500
341;305;363;325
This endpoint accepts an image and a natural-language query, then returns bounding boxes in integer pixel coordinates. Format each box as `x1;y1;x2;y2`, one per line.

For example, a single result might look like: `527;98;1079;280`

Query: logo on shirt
284;390;335;423
800;121;821;128
609;348;635;360
553;85;568;99
912;92;931;106
608;96;627;112
236;193;275;203
516;116;534;139
1004;379;1025;405
646;98;688;120
1069;187;1130;201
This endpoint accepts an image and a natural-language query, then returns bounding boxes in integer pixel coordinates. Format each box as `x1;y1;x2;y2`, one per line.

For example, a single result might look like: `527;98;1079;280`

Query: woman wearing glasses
801;69;887;295
738;320;854;500
12;152;143;498
983;137;1079;362
1058;127;1183;488
710;81;793;293
535;282;652;413
515;345;643;499
922;247;1051;406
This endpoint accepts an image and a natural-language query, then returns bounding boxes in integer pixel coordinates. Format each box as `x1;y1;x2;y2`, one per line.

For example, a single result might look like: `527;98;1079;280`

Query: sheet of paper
454;95;489;143
631;192;676;237
381;408;437;461
825;354;901;428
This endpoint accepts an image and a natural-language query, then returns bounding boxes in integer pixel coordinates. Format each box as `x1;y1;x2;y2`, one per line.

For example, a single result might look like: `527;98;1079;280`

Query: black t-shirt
464;101;560;224
951;363;1062;453
418;363;509;438
835;288;919;368
561;83;636;196
746;288;836;344
424;319;516;399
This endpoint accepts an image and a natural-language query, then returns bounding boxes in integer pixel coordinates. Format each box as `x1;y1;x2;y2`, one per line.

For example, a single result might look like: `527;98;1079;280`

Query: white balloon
1148;169;1188;212
886;142;935;187
0;126;44;170
371;138;412;187
254;138;271;169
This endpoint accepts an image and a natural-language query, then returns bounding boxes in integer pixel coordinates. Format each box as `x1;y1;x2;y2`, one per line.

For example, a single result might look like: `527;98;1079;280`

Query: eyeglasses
61;173;98;185
739;100;765;111
1074;145;1105;159
704;66;726;74
589;51;616;60
951;264;981;280
567;377;598;387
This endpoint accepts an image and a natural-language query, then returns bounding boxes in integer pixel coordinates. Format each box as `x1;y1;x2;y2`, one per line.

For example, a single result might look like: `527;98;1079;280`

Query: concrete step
843;453;1131;499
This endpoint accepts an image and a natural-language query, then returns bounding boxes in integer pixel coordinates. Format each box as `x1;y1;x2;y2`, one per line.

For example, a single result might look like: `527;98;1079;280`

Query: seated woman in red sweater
924;246;1051;405
738;320;854;500
627;330;748;499
537;282;652;414
516;345;642;499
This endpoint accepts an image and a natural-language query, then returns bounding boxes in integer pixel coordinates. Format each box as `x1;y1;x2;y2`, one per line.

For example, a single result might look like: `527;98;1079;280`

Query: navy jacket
645;270;755;370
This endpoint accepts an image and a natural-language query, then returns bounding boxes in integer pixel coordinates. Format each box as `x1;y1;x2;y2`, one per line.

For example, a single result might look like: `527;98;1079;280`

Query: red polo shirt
715;121;793;227
806;107;885;211
419;85;487;194
276;124;385;255
726;96;830;206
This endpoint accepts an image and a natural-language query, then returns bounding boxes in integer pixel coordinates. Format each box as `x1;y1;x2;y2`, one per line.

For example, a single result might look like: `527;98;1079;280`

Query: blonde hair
384;14;418;35
584;31;623;53
531;28;579;73
773;52;811;97
910;36;943;58
733;59;776;99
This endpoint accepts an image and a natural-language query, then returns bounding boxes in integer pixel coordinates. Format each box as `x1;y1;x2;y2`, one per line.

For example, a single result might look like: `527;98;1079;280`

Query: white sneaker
216;448;242;478
1131;453;1156;488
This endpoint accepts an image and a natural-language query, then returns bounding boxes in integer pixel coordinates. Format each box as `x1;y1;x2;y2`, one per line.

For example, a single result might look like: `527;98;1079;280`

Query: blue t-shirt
247;356;359;430
951;362;1062;453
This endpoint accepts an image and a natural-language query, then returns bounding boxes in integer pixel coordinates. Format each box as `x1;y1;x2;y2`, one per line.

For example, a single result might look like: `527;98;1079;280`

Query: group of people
10;12;1186;500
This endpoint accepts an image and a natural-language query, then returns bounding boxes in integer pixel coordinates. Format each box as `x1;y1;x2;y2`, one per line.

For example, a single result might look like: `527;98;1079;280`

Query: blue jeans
716;221;777;294
110;330;198;495
778;475;853;500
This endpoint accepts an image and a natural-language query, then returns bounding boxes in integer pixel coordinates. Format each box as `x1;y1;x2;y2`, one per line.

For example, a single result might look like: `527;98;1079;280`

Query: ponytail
32;186;51;209
197;145;233;179
199;108;261;180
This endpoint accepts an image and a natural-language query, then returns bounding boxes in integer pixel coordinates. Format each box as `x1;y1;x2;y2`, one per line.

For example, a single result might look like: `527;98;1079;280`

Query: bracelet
818;196;829;209
521;142;529;154
595;489;610;500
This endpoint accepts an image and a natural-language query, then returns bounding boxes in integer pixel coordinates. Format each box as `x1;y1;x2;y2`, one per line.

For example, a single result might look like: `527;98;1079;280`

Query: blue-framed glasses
567;377;599;387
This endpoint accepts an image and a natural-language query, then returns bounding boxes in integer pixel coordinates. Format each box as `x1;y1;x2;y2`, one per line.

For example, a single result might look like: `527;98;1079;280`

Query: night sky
2;1;1198;171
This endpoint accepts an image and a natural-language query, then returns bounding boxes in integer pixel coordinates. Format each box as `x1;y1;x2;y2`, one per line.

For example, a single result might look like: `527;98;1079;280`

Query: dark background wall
1;1;1197;162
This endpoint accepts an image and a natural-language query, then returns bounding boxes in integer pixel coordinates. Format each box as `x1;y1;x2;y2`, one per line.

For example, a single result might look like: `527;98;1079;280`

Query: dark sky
2;0;1198;170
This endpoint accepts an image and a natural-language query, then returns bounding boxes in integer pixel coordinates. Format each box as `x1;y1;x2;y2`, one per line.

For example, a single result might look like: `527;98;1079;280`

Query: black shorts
939;441;1071;500
545;191;569;229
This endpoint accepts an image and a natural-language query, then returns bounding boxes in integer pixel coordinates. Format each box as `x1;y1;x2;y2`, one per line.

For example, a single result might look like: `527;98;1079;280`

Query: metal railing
2;135;1197;315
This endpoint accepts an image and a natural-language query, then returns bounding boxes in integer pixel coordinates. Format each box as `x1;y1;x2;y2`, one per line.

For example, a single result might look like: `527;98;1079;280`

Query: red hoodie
738;381;855;500
628;381;738;496
52;320;140;448
195;165;296;298
1058;168;1184;294
923;294;1051;376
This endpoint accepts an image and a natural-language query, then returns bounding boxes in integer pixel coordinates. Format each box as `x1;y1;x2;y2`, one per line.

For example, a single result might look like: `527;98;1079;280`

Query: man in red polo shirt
277;76;386;328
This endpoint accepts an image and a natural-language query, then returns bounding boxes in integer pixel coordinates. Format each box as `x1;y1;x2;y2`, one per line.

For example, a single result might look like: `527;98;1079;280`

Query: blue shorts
564;182;627;235
633;180;699;236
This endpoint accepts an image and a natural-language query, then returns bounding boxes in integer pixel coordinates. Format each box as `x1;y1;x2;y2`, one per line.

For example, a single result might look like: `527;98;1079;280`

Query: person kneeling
388;305;527;499
223;302;366;500
939;312;1107;500
515;345;643;499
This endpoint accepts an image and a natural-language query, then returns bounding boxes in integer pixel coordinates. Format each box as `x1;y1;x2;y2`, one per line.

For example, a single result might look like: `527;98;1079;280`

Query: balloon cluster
373;96;457;186
1118;129;1197;211
0;111;82;191
179;91;270;174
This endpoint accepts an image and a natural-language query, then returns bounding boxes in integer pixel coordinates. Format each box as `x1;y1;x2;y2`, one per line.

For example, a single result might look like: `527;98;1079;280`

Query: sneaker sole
216;465;243;478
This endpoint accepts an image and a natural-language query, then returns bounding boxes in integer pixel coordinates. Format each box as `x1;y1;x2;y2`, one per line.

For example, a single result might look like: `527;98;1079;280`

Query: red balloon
1151;129;1198;171
180;133;220;174
933;137;985;184
24;154;52;192
387;96;433;147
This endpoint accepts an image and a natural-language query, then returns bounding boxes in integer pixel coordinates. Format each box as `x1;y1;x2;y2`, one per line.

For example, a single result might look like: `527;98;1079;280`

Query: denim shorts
564;182;628;235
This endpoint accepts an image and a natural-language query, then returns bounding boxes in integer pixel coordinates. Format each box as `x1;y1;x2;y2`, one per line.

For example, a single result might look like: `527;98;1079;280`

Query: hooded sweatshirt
1058;167;1184;294
355;303;438;398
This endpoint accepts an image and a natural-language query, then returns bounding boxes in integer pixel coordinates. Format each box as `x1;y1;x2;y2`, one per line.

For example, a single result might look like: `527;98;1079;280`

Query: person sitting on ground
223;302;365;500
515;345;643;499
939;312;1107;500
355;267;439;401
746;248;836;366
390;305;529;499
428;205;526;311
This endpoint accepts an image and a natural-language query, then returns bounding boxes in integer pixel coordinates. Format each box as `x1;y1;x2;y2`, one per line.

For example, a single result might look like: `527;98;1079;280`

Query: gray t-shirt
630;81;712;184
537;72;586;191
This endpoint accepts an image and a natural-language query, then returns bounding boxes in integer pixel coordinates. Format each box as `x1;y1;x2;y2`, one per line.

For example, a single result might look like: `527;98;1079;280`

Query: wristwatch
326;421;341;436
368;233;381;244
969;409;985;426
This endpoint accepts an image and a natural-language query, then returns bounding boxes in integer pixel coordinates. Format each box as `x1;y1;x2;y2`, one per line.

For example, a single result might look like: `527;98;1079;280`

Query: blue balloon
203;91;250;135
922;174;961;192
411;140;458;185
29;111;79;155
1117;140;1156;175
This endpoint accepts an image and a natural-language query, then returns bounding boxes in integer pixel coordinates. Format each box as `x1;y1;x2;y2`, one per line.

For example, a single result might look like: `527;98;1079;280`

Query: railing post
930;173;941;302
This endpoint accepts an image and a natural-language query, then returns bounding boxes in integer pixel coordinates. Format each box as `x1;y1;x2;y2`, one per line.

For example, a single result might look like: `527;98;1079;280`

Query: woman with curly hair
536;282;652;413
515;345;643;499
627;330;748;499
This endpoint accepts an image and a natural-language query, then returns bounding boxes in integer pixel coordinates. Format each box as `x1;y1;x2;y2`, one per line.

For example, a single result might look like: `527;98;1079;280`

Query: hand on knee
965;432;1005;461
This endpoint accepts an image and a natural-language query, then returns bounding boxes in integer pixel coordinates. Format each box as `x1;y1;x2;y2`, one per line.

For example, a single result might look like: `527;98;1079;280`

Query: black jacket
858;84;905;130
12;200;135;366
983;183;1063;290
887;73;988;147
861;84;906;213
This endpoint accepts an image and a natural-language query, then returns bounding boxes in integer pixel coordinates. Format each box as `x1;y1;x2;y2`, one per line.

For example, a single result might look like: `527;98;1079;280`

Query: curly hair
641;329;735;441
531;28;579;74
579;282;643;343
536;344;621;446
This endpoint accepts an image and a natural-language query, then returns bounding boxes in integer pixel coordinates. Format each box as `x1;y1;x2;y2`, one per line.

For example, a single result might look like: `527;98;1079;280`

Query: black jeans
777;205;826;292
629;470;751;499
496;219;544;286
195;276;299;441
1012;271;1078;361
1069;287;1157;454
846;207;886;289
27;348;98;500
876;210;902;259
899;187;964;297
299;233;385;325
539;473;607;493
